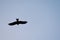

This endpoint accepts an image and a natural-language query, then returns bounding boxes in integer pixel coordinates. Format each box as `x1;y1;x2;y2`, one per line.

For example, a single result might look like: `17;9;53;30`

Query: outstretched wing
8;21;17;26
19;21;27;24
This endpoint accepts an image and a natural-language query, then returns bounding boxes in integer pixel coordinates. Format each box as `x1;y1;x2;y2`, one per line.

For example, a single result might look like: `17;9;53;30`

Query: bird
8;18;27;26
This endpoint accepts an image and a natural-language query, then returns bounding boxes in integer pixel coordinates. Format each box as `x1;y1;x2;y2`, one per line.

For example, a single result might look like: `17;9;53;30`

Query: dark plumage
8;19;27;26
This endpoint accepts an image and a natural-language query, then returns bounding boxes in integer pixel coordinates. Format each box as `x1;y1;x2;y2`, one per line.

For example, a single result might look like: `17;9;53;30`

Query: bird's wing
8;21;17;26
19;21;27;24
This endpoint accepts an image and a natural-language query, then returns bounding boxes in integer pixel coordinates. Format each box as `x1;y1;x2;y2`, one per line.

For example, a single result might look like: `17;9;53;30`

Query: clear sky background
0;0;60;40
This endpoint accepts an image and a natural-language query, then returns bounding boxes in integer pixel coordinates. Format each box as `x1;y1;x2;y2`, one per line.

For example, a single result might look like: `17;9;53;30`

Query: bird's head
16;18;19;21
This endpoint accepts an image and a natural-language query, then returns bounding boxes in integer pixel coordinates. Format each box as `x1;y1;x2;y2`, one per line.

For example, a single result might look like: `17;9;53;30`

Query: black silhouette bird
8;18;27;26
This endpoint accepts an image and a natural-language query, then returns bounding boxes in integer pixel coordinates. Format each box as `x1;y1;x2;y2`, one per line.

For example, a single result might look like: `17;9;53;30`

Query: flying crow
8;18;27;26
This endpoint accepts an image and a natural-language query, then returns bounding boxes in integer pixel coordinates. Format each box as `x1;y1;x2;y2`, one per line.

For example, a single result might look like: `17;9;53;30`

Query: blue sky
0;0;60;40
